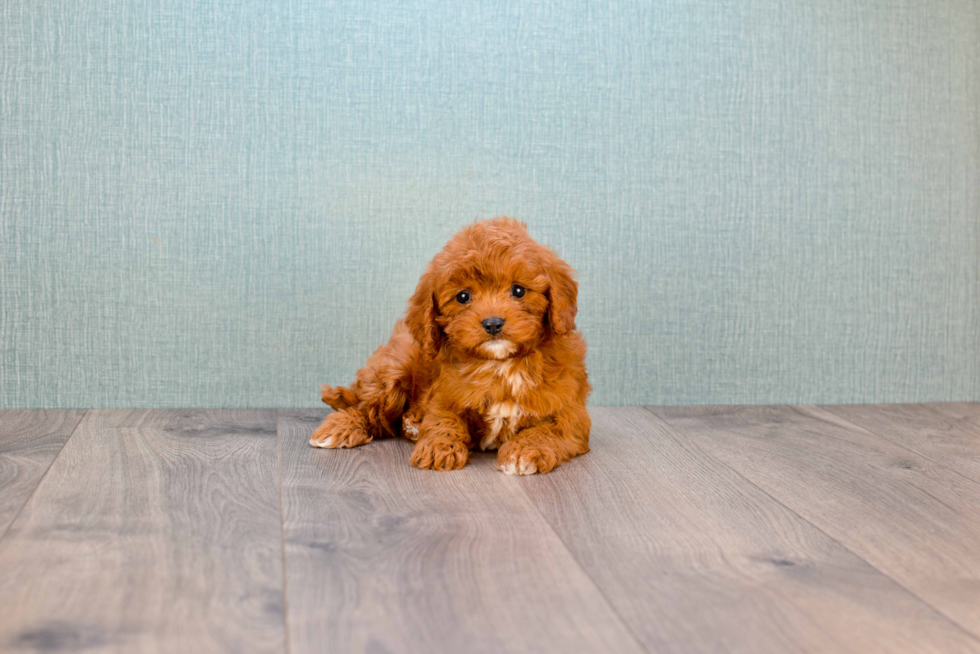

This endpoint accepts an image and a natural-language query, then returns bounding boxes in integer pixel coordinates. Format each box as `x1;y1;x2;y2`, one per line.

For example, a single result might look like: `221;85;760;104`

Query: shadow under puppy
310;217;591;474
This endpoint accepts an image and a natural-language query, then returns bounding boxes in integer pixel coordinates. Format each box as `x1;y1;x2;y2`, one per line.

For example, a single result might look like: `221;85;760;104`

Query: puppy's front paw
410;436;469;471
495;441;560;475
309;411;372;449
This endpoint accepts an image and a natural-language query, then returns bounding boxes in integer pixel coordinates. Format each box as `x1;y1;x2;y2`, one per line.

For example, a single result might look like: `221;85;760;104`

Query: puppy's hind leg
310;320;420;449
311;378;400;449
321;384;357;410
309;409;374;449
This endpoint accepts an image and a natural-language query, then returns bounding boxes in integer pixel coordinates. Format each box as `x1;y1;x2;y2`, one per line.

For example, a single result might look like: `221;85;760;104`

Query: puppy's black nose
482;317;505;335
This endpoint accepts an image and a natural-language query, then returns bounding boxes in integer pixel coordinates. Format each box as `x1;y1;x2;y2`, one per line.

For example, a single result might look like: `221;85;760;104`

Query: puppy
309;217;591;474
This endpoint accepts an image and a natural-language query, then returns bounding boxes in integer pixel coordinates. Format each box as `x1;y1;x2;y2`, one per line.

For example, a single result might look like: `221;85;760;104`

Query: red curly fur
310;217;591;474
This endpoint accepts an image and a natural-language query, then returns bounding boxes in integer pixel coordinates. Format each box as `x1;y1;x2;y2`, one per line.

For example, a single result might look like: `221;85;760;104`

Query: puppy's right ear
406;270;441;358
545;255;578;337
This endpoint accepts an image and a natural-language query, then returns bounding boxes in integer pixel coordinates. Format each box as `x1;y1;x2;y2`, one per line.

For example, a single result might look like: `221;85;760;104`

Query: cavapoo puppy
309;217;591;474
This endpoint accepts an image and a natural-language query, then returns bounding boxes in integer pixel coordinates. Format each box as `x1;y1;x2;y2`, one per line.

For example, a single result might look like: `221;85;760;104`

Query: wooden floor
0;405;978;653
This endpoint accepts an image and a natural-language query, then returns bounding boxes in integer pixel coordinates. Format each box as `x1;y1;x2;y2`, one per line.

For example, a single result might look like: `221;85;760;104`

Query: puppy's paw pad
309;435;335;448
309;412;372;449
496;443;556;475
518;458;538;475
410;437;469;471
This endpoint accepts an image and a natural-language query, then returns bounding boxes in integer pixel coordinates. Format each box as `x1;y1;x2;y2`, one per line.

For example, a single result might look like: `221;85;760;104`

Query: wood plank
934;402;980;420
0;410;86;539
279;408;645;654
823;403;980;484
650;404;980;643
0;409;286;654
933;402;980;420
517;407;979;654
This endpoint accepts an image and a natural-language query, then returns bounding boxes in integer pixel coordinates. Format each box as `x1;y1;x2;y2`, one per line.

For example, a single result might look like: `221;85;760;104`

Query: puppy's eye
511;284;526;299
455;290;471;304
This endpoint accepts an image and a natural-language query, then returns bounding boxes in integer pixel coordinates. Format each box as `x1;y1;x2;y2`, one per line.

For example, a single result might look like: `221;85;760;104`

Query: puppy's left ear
546;255;578;336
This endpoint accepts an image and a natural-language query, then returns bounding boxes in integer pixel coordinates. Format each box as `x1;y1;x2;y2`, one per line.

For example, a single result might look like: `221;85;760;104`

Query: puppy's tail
321;384;358;411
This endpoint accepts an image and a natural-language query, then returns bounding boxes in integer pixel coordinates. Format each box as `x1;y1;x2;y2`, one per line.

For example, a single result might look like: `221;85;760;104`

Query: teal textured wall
1;1;977;408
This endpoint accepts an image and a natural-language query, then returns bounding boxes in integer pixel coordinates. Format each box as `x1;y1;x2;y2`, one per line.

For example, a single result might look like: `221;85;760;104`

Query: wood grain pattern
278;408;645;654
824;403;980;484
650;404;980;642
0;410;86;540
517;407;979;654
3;405;979;654
0;409;286;654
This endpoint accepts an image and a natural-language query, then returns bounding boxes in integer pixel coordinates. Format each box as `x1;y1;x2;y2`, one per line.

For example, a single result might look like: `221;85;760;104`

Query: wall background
1;0;977;408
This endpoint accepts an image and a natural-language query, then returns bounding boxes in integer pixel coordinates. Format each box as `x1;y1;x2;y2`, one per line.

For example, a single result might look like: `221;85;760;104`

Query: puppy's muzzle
481;317;505;335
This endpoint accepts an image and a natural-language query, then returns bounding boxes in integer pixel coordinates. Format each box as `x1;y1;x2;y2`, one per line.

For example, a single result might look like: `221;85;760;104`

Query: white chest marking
478;359;533;397
504;368;527;396
480;401;523;451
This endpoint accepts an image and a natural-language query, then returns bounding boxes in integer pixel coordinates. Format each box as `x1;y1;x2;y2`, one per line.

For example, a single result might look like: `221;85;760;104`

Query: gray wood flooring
0;404;978;653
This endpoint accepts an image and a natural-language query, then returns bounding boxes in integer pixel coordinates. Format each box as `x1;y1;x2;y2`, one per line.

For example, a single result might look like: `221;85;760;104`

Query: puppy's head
406;217;577;360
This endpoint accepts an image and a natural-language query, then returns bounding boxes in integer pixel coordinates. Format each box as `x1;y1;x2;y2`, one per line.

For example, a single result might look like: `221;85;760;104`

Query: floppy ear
546;256;578;336
405;270;442;358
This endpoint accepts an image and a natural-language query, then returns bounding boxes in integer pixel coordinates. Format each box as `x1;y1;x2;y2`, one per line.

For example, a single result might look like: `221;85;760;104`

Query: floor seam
508;461;653;653
643;406;980;647
0;409;88;547
814;404;980;488
277;409;292;654
800;406;980;523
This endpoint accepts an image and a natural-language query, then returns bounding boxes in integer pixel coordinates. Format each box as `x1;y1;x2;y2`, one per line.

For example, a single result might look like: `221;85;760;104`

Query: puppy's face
436;261;549;360
407;218;578;360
